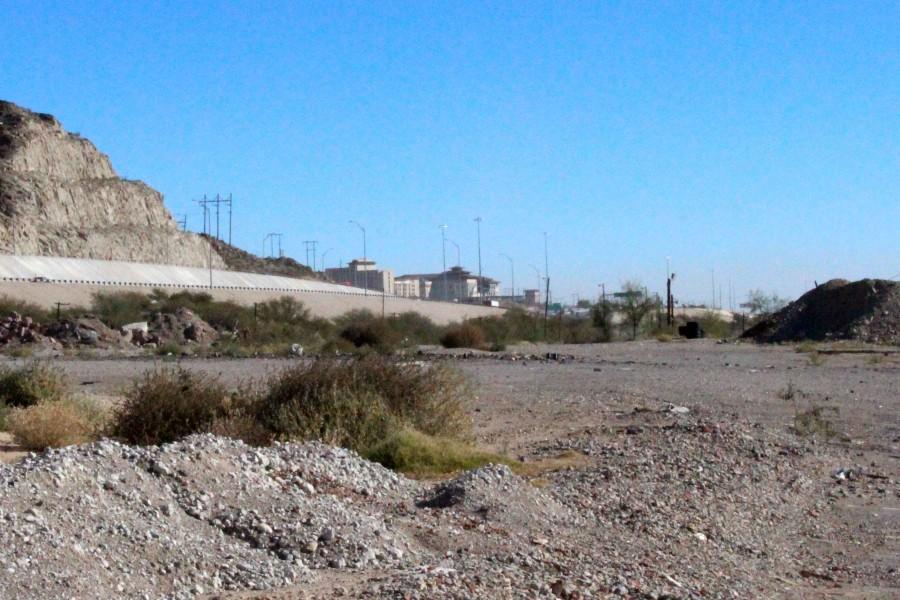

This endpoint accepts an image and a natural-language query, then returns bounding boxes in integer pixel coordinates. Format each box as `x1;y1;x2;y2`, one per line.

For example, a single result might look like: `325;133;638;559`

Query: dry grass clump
793;405;841;439
440;322;487;349
111;368;245;446
6;396;107;450
364;428;509;478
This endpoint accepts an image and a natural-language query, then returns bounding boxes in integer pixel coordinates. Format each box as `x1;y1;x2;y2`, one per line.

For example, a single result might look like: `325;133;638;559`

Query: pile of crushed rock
742;278;900;345
2;415;887;599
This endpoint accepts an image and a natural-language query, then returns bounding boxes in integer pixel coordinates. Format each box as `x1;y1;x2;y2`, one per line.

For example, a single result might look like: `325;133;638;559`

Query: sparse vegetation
792;405;841;439
778;381;799;401
807;351;827;366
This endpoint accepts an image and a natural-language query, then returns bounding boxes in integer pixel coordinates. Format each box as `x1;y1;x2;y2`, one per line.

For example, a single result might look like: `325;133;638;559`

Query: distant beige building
325;259;394;293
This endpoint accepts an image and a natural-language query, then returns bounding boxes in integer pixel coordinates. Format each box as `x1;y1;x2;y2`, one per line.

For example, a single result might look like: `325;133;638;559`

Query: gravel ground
0;340;897;599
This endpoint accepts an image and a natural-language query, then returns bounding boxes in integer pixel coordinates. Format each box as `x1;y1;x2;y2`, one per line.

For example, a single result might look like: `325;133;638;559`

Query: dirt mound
742;278;900;344
44;315;128;348
145;308;218;346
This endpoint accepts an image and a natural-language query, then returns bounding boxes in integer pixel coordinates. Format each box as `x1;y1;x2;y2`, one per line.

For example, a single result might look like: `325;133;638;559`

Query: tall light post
447;239;461;267
543;231;550;303
320;248;332;272
440;225;448;301
500;253;515;303
474;217;483;296
349;220;367;296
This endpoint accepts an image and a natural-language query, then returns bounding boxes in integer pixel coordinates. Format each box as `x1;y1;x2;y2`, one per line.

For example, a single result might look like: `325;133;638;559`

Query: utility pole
440;225;448;301
303;241;319;267
711;269;716;310
474;217;483;296
350;220;367;296
54;302;70;321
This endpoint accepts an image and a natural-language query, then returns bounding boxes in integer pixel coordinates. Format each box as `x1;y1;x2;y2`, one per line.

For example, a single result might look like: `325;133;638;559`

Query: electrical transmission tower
196;194;233;244
303;240;319;268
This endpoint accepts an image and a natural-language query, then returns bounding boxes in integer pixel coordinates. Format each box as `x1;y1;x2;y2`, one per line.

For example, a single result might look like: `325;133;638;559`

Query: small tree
745;289;788;318
620;281;655;340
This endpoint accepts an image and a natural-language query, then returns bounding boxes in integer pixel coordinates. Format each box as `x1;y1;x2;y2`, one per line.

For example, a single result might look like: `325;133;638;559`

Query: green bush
90;291;154;328
255;357;472;448
0;295;52;322
336;310;400;352
364;428;509;477
111;368;246;445
0;362;69;409
440;322;487;349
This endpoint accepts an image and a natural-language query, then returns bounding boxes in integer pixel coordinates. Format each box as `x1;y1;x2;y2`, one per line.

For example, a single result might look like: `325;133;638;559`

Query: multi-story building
324;259;394;293
398;267;499;302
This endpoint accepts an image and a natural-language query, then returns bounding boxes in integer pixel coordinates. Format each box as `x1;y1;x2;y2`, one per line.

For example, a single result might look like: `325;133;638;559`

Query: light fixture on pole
474;217;483;296
440;225;448;301
349;220;367;296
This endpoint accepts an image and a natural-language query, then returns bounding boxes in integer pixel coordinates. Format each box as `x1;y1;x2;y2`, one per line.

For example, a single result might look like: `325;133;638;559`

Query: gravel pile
1;418;895;599
742;278;900;344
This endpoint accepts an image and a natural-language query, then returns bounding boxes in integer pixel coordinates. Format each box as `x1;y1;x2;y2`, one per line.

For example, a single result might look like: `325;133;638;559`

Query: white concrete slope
0;254;504;324
0;254;374;295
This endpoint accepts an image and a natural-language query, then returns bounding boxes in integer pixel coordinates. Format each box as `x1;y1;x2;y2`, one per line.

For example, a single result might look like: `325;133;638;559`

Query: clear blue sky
3;1;898;305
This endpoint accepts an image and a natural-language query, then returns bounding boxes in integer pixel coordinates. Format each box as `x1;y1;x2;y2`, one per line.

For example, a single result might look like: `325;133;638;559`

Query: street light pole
543;232;550;304
474;217;483;296
320;248;332;272
447;239;462;301
501;253;515;303
350;220;367;296
440;225;448;301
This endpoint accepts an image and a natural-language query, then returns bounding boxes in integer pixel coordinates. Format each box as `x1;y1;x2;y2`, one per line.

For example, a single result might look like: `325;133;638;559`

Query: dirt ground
1;339;897;598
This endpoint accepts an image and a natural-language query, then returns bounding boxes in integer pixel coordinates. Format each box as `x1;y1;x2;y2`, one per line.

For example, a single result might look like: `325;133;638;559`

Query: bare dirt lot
1;340;897;599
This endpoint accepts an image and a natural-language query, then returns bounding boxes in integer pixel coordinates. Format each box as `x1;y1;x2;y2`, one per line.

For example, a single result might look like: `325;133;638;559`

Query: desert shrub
159;291;251;331
364;428;509;477
111;368;242;445
795;341;818;354
255;357;472;448
559;318;602;344
0;295;52;322
696;312;734;340
470;307;542;347
6;396;107;450
336;310;400;352
249;297;334;348
385;312;443;346
440;322;486;349
90;291;154;328
0;362;69;409
656;333;673;343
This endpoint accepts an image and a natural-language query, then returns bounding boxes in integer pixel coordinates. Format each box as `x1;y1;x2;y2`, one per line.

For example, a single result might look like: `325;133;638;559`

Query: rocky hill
742;278;900;345
0;100;225;268
207;236;318;280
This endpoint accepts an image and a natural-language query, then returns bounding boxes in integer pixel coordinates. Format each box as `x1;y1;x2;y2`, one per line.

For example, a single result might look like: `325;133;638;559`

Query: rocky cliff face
0;100;225;268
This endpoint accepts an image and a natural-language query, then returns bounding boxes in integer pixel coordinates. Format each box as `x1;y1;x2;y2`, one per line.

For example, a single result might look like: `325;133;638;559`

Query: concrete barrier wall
0;255;503;324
